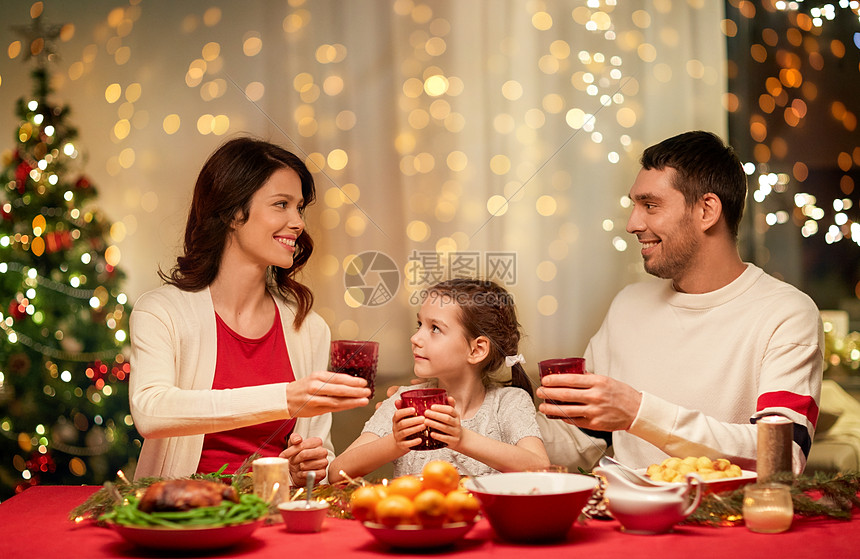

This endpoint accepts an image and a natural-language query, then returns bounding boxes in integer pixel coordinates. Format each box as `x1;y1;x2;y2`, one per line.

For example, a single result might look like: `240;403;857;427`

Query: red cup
400;388;448;450
330;340;379;398
538;357;585;420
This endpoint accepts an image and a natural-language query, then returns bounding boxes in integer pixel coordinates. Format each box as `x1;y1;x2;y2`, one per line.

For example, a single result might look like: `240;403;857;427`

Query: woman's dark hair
426;278;533;397
159;137;317;328
640;130;747;239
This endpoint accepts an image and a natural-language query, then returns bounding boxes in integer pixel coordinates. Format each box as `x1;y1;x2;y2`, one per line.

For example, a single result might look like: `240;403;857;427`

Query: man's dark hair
641;131;747;238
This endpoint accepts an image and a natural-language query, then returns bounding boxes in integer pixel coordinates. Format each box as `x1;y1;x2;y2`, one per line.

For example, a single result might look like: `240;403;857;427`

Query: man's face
625;167;700;281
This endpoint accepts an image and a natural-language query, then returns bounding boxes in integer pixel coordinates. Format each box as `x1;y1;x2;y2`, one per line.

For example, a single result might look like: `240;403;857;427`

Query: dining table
0;485;857;559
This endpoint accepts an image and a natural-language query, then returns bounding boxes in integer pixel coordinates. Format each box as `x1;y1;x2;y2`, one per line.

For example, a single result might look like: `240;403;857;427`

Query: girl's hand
392;404;425;452
286;371;371;417
280;434;328;487
423;396;462;450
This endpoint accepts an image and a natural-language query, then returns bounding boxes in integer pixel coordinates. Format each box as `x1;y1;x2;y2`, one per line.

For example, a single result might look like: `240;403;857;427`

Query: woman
129;137;370;485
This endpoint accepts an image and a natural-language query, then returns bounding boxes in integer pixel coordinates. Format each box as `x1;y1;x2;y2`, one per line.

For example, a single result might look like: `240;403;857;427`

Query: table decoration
685;471;860;526
252;456;291;506
742;482;793;533
756;416;794;481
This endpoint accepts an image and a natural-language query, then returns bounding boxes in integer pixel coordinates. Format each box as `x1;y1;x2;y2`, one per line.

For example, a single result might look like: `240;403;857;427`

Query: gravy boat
593;458;704;534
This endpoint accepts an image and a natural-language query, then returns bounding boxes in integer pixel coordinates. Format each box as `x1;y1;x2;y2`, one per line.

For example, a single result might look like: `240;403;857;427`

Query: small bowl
277;501;329;533
465;472;597;542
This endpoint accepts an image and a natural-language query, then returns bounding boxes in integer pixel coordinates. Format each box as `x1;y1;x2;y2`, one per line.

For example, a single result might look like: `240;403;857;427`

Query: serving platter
108;519;264;551
362;520;477;549
634;468;757;493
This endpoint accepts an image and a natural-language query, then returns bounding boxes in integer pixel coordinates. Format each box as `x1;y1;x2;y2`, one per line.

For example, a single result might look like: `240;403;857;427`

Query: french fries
645;456;743;483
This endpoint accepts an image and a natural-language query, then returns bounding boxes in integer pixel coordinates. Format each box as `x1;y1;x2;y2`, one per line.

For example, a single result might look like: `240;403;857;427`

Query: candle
743;483;793;534
253;457;290;506
756;415;793;481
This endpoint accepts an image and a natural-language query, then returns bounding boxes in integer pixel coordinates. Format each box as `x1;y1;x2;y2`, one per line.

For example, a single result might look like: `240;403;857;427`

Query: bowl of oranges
464;472;598;542
349;460;482;549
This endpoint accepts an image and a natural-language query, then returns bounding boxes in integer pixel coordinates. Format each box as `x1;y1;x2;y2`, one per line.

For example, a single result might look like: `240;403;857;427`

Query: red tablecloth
0;486;857;559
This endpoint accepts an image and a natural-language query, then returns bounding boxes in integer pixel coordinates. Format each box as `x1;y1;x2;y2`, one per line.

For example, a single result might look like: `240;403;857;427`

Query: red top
196;306;296;474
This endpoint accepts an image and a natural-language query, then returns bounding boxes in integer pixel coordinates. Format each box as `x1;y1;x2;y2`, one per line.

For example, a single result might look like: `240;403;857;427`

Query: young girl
329;279;550;480
129;138;370;486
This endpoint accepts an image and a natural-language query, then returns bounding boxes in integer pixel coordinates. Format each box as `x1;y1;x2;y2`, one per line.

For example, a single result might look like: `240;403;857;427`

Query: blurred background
0;0;857;495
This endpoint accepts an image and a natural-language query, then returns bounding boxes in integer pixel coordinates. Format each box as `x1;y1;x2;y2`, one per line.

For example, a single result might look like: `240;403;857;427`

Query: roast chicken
138;479;239;512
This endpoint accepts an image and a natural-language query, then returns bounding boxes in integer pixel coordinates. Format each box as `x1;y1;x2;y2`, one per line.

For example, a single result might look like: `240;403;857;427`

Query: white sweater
543;264;823;473
129;285;334;481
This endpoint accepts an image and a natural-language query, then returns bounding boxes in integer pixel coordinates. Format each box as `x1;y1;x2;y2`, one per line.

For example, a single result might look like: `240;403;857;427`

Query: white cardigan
129;285;334;482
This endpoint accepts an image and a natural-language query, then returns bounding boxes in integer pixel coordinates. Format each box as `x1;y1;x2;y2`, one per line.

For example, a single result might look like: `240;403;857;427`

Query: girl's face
225;168;305;272
410;293;476;380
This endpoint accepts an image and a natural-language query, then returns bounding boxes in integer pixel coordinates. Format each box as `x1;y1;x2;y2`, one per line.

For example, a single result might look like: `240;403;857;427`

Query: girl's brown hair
426;278;533;397
159;137;316;328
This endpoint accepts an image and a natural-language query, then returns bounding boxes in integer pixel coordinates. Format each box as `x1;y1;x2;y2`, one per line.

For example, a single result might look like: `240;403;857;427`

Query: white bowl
465;472;598;542
277;501;329;533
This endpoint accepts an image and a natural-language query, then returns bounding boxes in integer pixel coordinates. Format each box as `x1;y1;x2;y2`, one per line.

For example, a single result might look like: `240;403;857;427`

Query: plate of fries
637;456;757;493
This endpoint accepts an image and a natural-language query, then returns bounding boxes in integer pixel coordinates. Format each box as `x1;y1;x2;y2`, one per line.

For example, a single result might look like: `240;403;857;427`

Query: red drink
400;388;448;450
538;357;585;420
330;340;379;398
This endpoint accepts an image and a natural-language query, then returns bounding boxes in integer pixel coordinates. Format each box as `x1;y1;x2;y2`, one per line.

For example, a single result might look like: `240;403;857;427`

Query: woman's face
224;168;305;272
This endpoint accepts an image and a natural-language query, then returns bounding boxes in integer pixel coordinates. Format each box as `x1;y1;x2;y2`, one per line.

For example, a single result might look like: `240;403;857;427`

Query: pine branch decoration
686;472;860;525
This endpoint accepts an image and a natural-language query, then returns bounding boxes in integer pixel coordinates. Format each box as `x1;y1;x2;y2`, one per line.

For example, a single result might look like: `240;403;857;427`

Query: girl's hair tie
505;354;525;367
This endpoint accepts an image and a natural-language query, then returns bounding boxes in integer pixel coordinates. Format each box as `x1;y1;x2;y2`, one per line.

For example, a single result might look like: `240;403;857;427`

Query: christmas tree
0;13;138;499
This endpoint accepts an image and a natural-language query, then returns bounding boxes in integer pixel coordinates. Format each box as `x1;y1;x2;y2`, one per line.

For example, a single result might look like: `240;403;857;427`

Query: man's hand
280;434;328;487
536;373;642;431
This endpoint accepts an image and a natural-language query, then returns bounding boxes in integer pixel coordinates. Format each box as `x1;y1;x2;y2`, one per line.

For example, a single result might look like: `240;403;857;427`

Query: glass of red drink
538;357;585;420
329;340;379;398
400;388;448;450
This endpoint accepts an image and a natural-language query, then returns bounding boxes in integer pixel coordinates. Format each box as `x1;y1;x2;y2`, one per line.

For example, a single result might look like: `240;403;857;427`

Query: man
537;131;823;474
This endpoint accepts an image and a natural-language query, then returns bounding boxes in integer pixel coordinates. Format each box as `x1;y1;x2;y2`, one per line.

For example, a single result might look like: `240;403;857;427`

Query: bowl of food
349;461;483;549
464;472;598;542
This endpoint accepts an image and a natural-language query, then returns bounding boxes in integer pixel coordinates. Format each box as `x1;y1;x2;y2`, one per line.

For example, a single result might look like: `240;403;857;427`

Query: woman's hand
279;433;328;487
286;371;370;417
423;396;462;450
392;401;425;453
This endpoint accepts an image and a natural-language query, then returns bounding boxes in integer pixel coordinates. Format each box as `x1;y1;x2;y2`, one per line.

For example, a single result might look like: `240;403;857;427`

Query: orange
444;490;481;523
413;489;447;527
421;460;460;494
375;495;416;527
349;484;388;522
387;475;423;500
